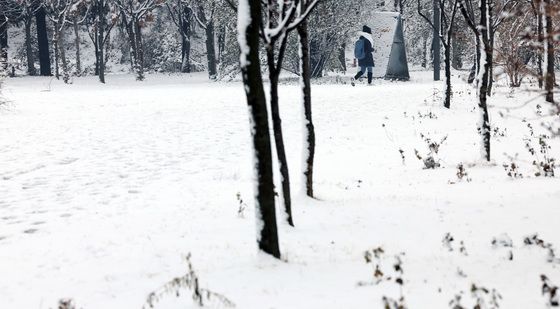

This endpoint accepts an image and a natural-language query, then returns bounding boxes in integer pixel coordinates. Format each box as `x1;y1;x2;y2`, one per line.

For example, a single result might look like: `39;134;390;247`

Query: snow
236;0;251;70
1;71;559;309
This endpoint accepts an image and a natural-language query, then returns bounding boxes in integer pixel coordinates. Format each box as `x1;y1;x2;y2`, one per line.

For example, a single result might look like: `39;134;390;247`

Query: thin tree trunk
181;35;191;73
104;29;110;64
205;21;217;79
24;17;36;76
478;0;491;161
444;44;452;109
126;22;135;70
73;17;81;76
309;37;325;78
266;45;293;227
451;30;462;69
537;4;544;89
433;0;441;81
1;16;8;73
134;21;144;80
36;7;52;76
298;18;315;199
58;26;70;83
237;0;281;259
217;24;226;65
54;24;60;79
487;9;494;97
93;33;99;76
126;19;143;81
544;0;555;103
97;0;106;83
468;35;481;84
338;43;346;73
478;41;491;161
180;7;192;73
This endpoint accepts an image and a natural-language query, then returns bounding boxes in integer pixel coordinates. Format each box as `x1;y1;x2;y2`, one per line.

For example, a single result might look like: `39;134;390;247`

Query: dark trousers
354;66;373;84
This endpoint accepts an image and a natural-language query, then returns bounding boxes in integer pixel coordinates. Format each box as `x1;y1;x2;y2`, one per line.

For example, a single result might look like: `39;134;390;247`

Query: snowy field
1;71;559;308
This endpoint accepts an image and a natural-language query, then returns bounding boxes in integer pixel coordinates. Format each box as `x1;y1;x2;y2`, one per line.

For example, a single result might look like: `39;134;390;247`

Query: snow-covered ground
1;71;559;309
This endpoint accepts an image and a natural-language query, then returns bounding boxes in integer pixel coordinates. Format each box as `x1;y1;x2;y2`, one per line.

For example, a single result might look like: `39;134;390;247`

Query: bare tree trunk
36;7;52;76
444;44;452;109
58;27;70;83
205;21;217;79
468;35;480;84
0;17;6;74
24;17;37;76
298;18;315;199
181;34;191;73
544;0;555;103
93;33;99;76
338;43;346;73
126;19;144;81
537;4;544;89
487;8;494;96
451;30;462;69
73;17;81;76
433;0;441;81
134;21;144;80
53;24;60;79
443;2;458;110
237;0;281;259
478;0;491;161
97;0;106;83
180;7;192;73
310;37;326;78
217;24;226;65
266;45;293;227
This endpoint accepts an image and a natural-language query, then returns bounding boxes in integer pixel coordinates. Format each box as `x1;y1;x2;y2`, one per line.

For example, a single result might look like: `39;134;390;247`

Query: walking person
351;25;375;86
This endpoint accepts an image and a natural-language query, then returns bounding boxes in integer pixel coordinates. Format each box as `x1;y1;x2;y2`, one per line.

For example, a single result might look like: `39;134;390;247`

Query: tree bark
433;0;441;81
73;17;81;76
544;0;555;103
266;45;293;227
217;24;226;66
0;16;8;73
205;21;217;79
451;30;462;69
126;19;144;81
58;26;70;83
442;1;458;110
180;6;192;73
53;24;60;79
298;18;315;199
536;3;544;89
238;0;281;259
24;16;37;76
338;43;346;73
181;34;191;73
93;32;99;76
97;0;106;83
134;21;144;80
310;37;326;78
35;7;52;76
444;43;452;109
478;0;491;161
487;8;494;96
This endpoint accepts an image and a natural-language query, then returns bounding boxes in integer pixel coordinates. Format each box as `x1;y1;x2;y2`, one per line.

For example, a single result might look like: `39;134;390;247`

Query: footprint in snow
23;228;39;234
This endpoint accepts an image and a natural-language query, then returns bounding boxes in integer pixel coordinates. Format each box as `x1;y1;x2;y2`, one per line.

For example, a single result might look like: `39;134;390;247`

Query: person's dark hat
362;25;372;34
